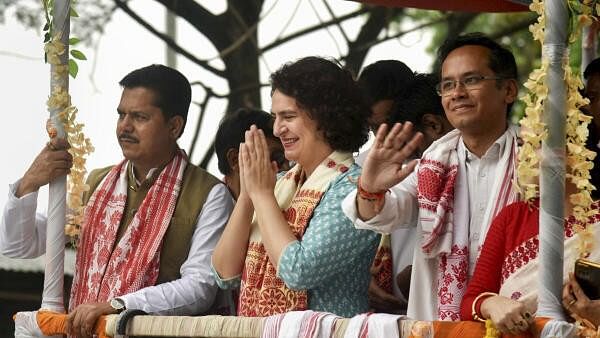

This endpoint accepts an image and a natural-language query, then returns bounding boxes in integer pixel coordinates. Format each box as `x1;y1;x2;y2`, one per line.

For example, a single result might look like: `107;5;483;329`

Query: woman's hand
480;295;533;335
240;125;278;201
563;273;600;327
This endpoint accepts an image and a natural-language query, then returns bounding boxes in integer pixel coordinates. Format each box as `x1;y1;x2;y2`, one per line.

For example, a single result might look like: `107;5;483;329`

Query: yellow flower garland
44;33;94;239
518;0;597;257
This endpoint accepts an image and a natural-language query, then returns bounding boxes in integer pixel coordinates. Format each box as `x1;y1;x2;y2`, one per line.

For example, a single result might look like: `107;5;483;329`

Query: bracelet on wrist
357;176;388;201
472;292;498;322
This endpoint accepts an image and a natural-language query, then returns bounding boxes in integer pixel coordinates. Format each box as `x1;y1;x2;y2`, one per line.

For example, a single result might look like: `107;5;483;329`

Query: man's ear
504;78;519;104
168;115;185;139
226;148;239;172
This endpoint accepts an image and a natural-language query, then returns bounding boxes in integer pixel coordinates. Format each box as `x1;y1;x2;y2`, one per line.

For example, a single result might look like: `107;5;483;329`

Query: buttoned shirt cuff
117;294;136;311
341;188;397;234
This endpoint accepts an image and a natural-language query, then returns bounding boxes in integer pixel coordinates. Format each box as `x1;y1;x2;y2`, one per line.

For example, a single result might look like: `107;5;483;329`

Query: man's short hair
215;108;275;176
388;73;444;129
357;60;415;107
119;64;192;130
584;57;600;80
437;32;518;114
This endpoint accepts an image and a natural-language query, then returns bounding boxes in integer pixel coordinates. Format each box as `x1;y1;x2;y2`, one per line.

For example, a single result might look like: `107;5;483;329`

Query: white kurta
355;150;417;301
1;180;234;315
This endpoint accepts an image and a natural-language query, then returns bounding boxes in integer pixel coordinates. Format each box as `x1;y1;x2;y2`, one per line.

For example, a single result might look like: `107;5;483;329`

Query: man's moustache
118;134;139;143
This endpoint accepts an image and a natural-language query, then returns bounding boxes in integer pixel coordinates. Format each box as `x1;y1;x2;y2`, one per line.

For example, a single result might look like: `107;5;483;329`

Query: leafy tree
0;0;545;165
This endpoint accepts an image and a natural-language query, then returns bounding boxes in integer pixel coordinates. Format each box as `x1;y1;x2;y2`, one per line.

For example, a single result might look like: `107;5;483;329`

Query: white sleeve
118;183;233;315
341;170;419;234
0;180;47;258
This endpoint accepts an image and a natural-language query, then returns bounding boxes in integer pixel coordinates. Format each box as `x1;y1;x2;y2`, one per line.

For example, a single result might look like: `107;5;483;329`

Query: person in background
559;57;600;327
0;65;233;338
361;70;453;314
356;59;416;314
357;59;415;131
211;56;379;317
215;107;288;200
582;57;600;200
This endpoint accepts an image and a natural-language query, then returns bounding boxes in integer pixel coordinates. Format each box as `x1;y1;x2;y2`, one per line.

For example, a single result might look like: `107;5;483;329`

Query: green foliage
70;49;86;60
68;58;78;78
41;0;86;78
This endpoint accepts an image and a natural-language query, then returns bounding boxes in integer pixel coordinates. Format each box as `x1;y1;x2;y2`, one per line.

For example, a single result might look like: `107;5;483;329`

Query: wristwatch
109;298;126;313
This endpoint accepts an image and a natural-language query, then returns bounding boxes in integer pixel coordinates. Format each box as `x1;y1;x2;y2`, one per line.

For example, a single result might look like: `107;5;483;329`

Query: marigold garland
483;319;501;338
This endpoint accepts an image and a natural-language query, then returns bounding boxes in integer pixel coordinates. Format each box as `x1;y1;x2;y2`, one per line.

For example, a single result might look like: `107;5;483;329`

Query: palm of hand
361;143;409;192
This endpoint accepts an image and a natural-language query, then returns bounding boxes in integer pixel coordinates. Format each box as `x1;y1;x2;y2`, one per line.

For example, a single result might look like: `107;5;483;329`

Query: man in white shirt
342;33;520;321
1;64;233;338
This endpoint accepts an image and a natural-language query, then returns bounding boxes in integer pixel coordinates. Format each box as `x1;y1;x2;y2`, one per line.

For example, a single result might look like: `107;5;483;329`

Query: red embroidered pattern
70;152;186;310
239;242;308;316
417;159;458;213
372;244;393;294
437;244;468;321
500;213;595;284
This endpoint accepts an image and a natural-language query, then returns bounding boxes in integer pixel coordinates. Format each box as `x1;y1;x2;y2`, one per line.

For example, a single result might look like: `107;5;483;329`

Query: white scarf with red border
499;203;600;315
69;150;187;310
416;126;519;320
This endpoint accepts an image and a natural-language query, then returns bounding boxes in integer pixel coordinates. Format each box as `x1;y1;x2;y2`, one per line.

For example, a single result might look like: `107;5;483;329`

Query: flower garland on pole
482;1;599;337
519;0;597;262
43;0;93;240
14;1;93;337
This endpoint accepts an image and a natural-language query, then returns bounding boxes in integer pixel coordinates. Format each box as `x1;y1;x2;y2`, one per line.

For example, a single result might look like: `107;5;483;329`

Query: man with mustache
0;64;233;338
342;33;520;321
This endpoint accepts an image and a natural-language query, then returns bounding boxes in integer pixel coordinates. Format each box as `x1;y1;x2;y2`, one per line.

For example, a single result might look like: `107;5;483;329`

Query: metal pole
166;8;177;68
537;0;568;320
41;0;69;313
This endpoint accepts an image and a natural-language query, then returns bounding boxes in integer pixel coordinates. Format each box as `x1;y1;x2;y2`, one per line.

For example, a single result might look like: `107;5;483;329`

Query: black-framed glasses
436;74;504;96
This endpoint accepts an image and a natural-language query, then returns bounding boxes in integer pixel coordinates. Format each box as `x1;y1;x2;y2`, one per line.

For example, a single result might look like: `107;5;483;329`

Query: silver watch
110;298;126;313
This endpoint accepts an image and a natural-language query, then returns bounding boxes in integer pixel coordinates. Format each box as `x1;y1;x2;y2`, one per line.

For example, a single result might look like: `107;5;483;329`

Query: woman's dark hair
270;56;370;152
215;108;275;175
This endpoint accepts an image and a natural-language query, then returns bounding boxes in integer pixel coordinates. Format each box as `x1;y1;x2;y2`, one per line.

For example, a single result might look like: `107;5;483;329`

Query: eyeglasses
436;74;505;96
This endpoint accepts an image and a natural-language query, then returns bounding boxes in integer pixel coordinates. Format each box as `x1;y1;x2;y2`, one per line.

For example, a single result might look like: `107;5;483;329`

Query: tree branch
322;0;351;44
155;0;228;48
188;94;212;162
489;16;537;40
113;0;225;78
341;14;450;64
261;7;371;53
345;6;403;75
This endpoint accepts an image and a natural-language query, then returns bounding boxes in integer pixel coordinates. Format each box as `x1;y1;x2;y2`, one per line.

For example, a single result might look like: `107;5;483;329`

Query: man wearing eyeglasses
342;32;520;321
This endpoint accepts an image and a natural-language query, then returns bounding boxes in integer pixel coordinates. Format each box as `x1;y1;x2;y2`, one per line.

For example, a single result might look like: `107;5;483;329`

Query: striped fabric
69;150;187;311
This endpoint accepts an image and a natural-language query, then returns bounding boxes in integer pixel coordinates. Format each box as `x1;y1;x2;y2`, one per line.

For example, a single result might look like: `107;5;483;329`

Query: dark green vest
84;162;220;284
